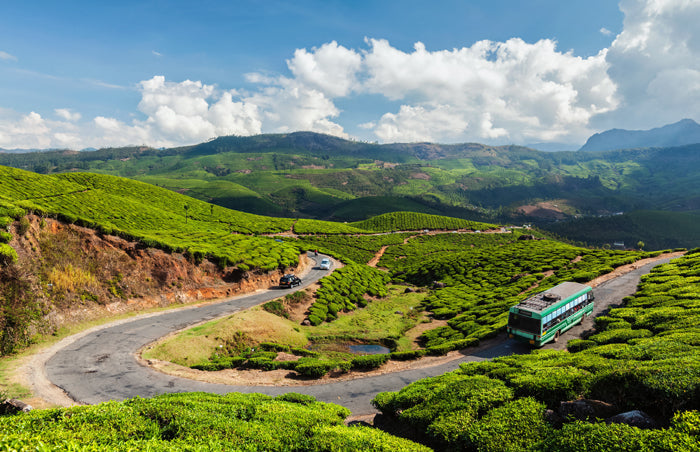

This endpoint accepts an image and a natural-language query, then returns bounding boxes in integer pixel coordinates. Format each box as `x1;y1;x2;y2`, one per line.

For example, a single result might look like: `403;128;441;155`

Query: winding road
36;253;678;415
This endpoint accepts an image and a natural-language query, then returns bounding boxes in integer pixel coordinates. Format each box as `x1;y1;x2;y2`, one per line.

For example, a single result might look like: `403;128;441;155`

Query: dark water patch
349;344;390;355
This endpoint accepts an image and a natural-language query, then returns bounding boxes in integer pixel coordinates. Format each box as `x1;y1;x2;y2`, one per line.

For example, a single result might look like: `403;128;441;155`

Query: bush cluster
351;211;494;232
307;263;390;325
0;392;430;451
372;251;700;450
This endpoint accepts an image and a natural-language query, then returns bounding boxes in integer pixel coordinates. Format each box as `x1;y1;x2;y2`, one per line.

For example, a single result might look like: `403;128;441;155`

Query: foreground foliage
0;392;430;451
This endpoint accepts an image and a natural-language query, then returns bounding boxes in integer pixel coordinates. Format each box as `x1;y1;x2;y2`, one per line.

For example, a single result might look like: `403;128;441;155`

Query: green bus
507;281;594;346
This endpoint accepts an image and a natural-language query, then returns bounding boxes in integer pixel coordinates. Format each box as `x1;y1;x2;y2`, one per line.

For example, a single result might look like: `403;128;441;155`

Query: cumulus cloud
55;108;81;122
363;38;617;143
88;76;263;148
1;0;698;149
601;0;700;128
287;41;362;98
0;112;52;148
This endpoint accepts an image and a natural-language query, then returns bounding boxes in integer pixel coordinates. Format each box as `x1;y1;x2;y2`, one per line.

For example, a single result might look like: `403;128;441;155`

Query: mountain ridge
579;118;700;152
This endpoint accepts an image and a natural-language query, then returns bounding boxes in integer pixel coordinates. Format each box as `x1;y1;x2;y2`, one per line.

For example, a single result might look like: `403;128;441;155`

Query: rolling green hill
3;133;699;226
1;162;697;450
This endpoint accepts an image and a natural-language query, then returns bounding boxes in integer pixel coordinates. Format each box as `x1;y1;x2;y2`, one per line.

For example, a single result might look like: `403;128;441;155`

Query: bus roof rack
515;282;588;313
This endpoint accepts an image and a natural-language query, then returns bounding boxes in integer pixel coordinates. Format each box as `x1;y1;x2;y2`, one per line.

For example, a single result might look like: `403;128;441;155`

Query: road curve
44;254;678;415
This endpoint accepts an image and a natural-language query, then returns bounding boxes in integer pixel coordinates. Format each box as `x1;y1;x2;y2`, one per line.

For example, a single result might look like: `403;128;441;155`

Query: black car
279;274;302;288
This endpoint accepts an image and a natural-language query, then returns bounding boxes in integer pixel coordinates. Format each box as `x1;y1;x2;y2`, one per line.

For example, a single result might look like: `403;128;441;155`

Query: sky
0;0;699;150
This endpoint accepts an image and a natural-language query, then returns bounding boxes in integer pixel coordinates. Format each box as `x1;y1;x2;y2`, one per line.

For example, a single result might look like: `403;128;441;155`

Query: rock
518;234;536;241
544;409;564;427
395;311;404;315
606;410;658;429
559;399;617;421
403;287;414;293
0;398;33;415
432;281;447;289
302;319;311;326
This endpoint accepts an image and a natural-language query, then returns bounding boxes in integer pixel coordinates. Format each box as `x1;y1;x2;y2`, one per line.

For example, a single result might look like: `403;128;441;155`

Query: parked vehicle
279;274;302;288
319;258;331;270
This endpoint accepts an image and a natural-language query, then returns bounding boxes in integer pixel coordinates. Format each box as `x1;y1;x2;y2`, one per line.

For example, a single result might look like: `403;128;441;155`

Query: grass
144;308;308;366
150;286;427;367
303;287;426;347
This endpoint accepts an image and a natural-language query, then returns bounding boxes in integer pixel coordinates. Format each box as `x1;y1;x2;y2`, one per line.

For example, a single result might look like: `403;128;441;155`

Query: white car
319;258;331;270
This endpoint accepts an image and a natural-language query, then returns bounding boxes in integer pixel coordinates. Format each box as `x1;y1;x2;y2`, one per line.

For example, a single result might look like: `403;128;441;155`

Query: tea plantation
0;166;305;272
0;392;429;451
2;164;698;451
373;249;700;451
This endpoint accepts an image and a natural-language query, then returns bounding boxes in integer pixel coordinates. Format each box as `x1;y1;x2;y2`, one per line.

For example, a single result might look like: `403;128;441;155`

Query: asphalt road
44;254;678;415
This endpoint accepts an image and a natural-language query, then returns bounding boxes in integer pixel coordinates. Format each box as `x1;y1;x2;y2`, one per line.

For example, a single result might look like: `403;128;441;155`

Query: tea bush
308;263;391;324
374;251;700;450
0;392;432;451
351;211;494;232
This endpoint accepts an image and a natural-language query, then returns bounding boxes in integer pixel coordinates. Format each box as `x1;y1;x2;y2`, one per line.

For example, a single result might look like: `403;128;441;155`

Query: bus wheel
553;331;560;343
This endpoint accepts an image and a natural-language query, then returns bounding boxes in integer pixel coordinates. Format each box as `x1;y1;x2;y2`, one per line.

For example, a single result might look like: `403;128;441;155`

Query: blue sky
1;0;698;149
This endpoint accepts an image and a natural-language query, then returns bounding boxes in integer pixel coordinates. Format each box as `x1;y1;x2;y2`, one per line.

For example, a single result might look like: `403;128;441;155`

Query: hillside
1;164;698;450
2;133;700;232
579;118;700;152
542;210;700;250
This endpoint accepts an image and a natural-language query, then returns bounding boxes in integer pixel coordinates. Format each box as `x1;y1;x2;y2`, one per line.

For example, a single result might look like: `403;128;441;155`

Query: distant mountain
579;118;700;152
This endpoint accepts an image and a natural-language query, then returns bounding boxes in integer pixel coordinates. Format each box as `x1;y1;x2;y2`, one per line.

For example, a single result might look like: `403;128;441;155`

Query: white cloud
601;0;700;128
244;77;346;137
0;50;17;61
0;112;51;148
1;0;698;149
362;38;617;143
55;108;82;122
287;41;362;98
600;27;613;36
79;76;263;148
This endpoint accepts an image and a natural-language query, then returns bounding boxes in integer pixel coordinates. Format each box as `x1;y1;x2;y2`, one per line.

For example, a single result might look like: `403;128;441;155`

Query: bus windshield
508;312;541;334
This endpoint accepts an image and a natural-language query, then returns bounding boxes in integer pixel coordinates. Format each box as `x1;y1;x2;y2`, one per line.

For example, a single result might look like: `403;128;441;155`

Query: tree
637;240;645;250
184;204;189;223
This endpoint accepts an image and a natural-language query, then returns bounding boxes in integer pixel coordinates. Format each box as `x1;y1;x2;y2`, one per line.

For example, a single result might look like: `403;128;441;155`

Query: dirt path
367;246;388;267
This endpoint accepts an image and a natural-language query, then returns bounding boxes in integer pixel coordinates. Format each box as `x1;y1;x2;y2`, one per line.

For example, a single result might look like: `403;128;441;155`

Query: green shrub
17;217;30;235
291;347;319;357
275;393;317;405
540;420;699;452
0;231;11;243
294;359;336;378
262;301;288;318
259;342;291;352
435;397;551;452
350;353;390;370
310;425;433;451
390;350;427;361
507;366;592;408
0;243;18;265
567;339;596;352
589;328;653;345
